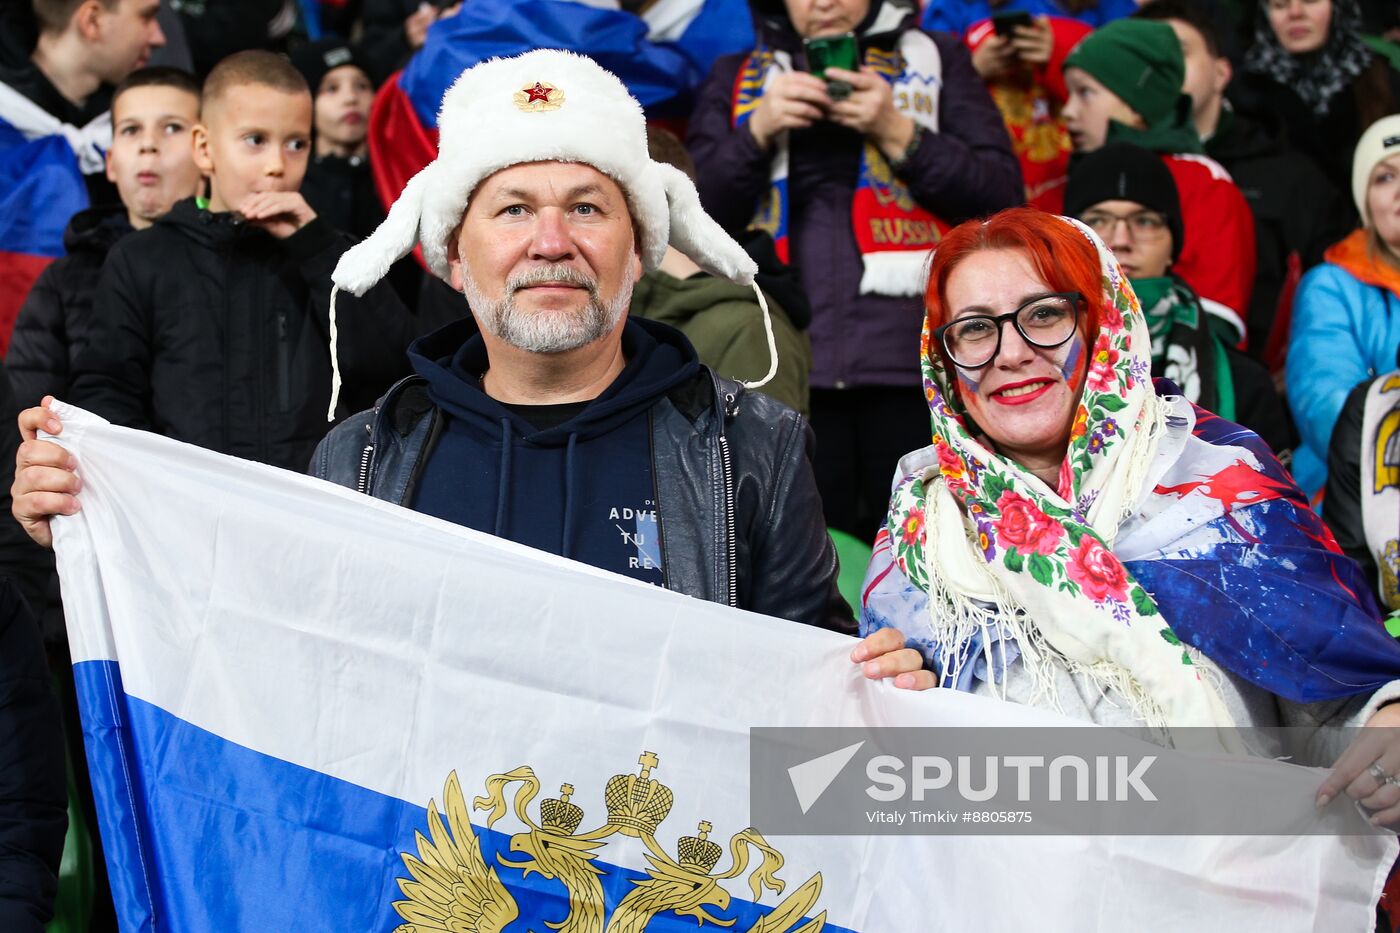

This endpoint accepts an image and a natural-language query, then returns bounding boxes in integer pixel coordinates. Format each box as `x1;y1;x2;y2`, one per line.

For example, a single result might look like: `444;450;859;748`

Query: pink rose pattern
1065;535;1130;603
993;490;1064;555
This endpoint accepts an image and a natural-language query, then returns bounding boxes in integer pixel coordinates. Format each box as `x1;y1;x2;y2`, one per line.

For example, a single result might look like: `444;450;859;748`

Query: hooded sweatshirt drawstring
493;417;512;537
327;285;343;421
561;433;578;559
743;282;779;390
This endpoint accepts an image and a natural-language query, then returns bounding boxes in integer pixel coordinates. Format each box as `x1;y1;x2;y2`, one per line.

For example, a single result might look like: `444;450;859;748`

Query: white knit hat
1352;114;1400;222
331;49;758;293
323;49;771;419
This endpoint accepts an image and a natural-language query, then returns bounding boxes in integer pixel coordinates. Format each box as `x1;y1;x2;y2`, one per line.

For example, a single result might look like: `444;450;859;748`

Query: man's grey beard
463;264;632;353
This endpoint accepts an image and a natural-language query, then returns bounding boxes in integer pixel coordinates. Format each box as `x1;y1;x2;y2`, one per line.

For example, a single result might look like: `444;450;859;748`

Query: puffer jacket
309;359;856;634
687;0;1021;389
8;206;131;409
70;198;416;472
1287;249;1400;498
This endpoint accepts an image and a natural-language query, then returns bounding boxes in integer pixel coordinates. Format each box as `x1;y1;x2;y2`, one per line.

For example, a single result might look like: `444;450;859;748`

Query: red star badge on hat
514;80;565;112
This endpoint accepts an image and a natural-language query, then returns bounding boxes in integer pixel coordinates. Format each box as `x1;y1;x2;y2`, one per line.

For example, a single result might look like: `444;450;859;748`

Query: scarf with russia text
729;30;947;297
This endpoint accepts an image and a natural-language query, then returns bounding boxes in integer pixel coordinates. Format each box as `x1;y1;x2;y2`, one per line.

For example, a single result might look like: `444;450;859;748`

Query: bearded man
307;50;853;630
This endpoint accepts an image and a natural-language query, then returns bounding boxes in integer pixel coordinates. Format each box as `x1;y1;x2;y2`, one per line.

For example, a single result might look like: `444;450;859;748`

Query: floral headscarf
884;216;1238;735
1243;0;1372;117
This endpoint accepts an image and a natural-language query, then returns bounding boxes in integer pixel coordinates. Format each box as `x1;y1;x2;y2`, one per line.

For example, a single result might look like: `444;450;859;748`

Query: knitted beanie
290;39;374;96
1063;142;1184;261
1352;114;1400;222
1064;20;1187;128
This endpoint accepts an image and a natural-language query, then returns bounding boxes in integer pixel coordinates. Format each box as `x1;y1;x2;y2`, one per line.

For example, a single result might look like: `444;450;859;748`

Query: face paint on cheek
956;367;981;396
1060;336;1086;391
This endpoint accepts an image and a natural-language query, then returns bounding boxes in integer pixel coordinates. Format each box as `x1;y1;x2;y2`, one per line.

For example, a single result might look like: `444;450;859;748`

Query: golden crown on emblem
677;820;723;874
540;783;584;836
605;751;674;837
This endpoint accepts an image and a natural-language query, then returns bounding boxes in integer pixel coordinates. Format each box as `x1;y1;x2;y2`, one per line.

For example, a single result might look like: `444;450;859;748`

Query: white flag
47;401;1395;932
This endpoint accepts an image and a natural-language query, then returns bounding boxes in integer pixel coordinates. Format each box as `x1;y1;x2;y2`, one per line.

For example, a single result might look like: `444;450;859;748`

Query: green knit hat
1064;19;1186;128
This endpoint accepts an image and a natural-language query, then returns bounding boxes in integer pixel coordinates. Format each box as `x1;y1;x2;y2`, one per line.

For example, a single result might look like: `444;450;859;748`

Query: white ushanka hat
324;48;772;418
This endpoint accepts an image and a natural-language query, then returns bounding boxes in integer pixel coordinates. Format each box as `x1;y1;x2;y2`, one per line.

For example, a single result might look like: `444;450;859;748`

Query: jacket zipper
276;310;291;411
356;439;375;495
718;390;738;608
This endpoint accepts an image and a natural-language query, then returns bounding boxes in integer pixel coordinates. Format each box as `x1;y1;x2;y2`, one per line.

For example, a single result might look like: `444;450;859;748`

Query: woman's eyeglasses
935;292;1083;370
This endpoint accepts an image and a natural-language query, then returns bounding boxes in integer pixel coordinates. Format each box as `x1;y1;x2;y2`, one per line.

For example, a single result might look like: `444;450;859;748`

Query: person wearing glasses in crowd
1065;143;1293;457
852;206;1400;827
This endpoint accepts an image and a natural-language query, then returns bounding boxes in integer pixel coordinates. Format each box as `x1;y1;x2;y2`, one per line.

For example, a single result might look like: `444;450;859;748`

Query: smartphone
991;10;1032;37
803;33;859;101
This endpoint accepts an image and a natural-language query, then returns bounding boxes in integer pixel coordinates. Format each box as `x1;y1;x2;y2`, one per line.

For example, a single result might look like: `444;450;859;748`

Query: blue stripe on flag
0;118;87;257
75;660;850;933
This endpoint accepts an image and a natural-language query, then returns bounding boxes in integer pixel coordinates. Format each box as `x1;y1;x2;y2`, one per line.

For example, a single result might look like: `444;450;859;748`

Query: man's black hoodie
409;315;700;583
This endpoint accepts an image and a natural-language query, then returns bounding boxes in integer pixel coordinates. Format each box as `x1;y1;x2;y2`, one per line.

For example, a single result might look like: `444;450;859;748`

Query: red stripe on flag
0;250;53;357
369;72;439;272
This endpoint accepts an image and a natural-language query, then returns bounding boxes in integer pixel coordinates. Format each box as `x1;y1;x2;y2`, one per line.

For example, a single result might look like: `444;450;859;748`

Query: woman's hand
823;67;915;161
746;72;831;151
850;627;937;689
971;33;1015;79
1010;17;1054;66
1316;703;1400;827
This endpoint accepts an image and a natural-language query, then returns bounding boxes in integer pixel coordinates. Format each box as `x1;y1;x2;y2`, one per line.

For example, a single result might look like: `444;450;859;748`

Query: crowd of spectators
2;0;1400;929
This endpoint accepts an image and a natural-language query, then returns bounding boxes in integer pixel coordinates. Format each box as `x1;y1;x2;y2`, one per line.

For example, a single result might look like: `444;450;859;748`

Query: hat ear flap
332;162;436;296
652;161;758;285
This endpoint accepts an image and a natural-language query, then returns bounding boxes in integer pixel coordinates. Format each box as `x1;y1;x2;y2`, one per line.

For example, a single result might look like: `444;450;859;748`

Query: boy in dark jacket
71;50;415;472
291;39;422;313
9;66;203;410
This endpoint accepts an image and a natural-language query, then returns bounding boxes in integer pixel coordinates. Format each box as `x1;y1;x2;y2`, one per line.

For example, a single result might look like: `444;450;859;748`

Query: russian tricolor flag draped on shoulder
0;82;107;353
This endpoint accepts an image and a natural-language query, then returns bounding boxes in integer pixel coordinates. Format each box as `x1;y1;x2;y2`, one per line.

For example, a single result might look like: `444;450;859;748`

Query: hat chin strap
744;282;778;391
327;284;344;421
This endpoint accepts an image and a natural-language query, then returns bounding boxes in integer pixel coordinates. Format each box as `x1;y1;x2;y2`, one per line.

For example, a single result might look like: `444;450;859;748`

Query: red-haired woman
854;207;1400;821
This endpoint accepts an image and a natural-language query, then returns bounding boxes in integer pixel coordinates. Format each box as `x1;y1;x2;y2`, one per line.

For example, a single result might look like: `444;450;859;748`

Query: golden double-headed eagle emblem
391;752;827;933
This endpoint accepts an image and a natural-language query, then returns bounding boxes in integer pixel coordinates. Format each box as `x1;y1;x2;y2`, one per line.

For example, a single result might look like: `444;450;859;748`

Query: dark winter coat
1229;58;1400;196
70;198;415;472
1205;109;1355;361
8;206;132;410
300;154;422;312
0;576;66;933
361;0;422;85
687;0;1022;389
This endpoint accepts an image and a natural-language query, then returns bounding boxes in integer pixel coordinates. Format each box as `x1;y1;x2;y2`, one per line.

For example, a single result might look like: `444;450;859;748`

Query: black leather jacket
309;369;855;634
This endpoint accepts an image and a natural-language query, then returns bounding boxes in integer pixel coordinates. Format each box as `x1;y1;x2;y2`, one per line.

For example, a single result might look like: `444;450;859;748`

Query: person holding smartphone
688;0;1022;543
964;12;1091;211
